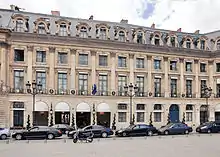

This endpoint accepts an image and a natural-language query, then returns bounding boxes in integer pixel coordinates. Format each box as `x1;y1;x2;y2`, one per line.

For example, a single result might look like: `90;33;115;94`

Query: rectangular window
79;54;88;65
186;80;192;97
185;62;192;72
154;59;161;70
99;55;108;66
154;112;161;122
59;24;67;36
136;104;145;110
136;58;144;68
170;79;177;97
154;78;161;97
15;20;24;32
170;61;177;71
14;49;24;62
78;74;88;95
118;56;127;67
136;76;144;96
201;80;207;98
186;112;193;122
118;112;126;122
98;75;108;95
58;73;67;94
13;110;24;127
200;40;205;50
200;63;206;72
118;76;127;96
118;104;127;110
58;52;68;64
14;70;24;92
137;112;145;122
216;84;220;98
36;51;46;63
216;63;220;72
36;72;46;90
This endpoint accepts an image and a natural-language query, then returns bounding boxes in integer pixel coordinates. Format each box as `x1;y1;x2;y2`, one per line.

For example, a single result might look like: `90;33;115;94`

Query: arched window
186;105;193;122
200;39;205;50
118;31;125;42
38;22;46;34
153;104;162;122
137;31;143;44
217;39;220;50
154;35;160;46
59;23;67;36
186;39;191;48
15;19;24;32
80;26;88;38
99;27;107;40
170;36;176;47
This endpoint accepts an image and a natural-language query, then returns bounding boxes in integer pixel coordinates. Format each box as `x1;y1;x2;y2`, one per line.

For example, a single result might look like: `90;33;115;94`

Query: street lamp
49;103;53;127
26;80;42;126
201;85;212;122
124;83;139;125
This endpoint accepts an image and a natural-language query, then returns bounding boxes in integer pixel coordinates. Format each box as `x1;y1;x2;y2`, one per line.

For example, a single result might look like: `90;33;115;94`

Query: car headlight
118;130;123;133
200;126;208;129
12;132;16;135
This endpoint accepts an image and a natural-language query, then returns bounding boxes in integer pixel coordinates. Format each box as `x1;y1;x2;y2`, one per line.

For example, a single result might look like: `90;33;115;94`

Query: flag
92;84;97;95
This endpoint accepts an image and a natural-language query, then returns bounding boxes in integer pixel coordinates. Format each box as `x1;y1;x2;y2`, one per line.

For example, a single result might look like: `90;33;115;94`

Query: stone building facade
1;7;220;129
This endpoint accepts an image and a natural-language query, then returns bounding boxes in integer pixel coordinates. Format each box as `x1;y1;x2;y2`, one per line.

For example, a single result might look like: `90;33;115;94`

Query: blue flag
92;84;97;95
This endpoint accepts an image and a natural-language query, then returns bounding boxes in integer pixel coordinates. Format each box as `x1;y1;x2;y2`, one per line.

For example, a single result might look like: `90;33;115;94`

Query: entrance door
34;112;48;126
169;104;179;123
97;112;111;127
215;112;220;121
55;112;70;125
200;105;208;124
76;112;91;128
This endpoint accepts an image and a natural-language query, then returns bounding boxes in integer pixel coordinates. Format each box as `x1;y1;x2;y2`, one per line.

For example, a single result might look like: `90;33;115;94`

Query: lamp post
202;85;212;122
49;103;53;126
26;80;42;126
124;83;138;125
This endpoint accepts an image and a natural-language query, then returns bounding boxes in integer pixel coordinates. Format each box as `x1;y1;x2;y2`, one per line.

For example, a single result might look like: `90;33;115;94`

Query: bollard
113;136;116;140
63;139;67;143
44;139;47;143
129;137;133;140
97;138;100;142
26;140;29;144
172;135;174;138
6;139;9;144
158;136;162;139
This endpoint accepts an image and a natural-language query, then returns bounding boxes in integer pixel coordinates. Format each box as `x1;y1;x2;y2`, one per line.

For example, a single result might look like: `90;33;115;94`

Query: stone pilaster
110;52;116;91
70;49;76;89
49;47;55;89
164;56;169;97
91;50;96;85
129;53;134;84
147;56;152;92
194;59;199;98
179;58;184;94
27;46;33;82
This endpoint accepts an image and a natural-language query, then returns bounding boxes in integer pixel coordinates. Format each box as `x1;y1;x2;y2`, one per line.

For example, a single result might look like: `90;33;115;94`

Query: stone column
27;46;33;82
147;56;152;92
110;52;116;91
163;56;169;97
0;43;7;83
195;105;200;126
49;47;55;89
194;59;199;98
179;58;184;94
208;60;214;97
91;50;96;85
129;53;134;84
70;49;76;89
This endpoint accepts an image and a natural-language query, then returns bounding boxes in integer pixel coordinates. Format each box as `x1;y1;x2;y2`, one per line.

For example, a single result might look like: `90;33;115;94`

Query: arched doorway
76;102;91;128
96;103;111;127
200;105;208;124
169;104;179;123
34;101;49;126
55;102;70;125
215;104;220;121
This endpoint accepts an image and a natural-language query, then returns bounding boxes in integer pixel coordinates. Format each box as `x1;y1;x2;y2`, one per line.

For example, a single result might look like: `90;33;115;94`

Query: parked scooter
73;130;94;143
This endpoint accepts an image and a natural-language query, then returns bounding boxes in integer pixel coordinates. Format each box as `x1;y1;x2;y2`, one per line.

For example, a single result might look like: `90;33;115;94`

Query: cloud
0;0;220;33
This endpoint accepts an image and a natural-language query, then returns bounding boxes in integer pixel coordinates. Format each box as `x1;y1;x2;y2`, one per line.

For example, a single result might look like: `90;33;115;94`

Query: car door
92;125;103;137
24;127;40;138
130;125;141;136
215;122;220;132
170;124;182;134
211;123;219;133
139;125;149;136
82;126;93;137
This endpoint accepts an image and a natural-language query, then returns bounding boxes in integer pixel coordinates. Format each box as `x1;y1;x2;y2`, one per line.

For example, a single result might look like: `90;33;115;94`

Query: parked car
158;123;193;135
11;126;62;140
115;124;158;137
68;125;113;138
0;128;10;140
196;121;220;133
50;124;75;134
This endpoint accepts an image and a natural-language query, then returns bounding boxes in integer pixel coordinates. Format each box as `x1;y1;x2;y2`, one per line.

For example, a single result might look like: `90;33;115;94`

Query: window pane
13;110;24;127
118;112;126;122
154;112;161;122
137;112;145;122
79;54;88;65
14;70;24;90
36;72;46;89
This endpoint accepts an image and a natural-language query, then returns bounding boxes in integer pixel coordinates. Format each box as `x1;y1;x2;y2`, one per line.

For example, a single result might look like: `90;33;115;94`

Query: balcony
170;93;181;98
9;88;25;94
185;93;196;98
135;92;148;97
154;92;165;97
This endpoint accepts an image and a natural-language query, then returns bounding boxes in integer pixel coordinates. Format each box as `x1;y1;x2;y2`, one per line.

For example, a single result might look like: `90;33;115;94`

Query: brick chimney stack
51;11;60;16
151;23;155;28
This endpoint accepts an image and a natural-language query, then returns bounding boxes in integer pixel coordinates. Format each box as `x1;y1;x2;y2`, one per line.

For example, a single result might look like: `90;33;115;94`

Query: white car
0;128;10;140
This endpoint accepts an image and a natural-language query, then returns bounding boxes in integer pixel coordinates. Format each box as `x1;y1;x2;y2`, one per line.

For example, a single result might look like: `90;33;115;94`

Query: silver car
0;128;10;140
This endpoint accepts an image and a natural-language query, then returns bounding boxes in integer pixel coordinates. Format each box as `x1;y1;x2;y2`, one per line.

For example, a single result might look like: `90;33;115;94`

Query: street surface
0;134;220;157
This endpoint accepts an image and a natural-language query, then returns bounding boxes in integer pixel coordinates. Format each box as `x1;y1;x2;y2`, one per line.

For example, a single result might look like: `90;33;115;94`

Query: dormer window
154;35;160;46
137;31;143;44
15;19;24;32
186;39;191;48
200;40;205;50
80;26;88;38
118;31;125;42
38;22;46;34
170;37;175;47
59;23;67;36
217;40;220;50
99;27;107;40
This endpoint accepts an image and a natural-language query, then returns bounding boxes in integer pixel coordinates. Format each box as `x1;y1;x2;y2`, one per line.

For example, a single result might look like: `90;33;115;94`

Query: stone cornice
8;32;214;58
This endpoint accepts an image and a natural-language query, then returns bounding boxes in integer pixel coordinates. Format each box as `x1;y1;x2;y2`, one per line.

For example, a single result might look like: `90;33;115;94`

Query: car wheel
1;134;7;140
122;132;127;137
47;133;54;140
101;132;108;138
164;130;169;135
15;134;22;140
184;130;189;134
207;129;211;134
147;131;153;136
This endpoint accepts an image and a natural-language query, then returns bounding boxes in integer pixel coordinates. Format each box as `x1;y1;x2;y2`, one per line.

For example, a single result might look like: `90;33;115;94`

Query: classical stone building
0;6;220;129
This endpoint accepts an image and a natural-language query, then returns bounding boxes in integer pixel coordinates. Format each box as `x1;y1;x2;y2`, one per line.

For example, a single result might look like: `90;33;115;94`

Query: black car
115;124;158;137
68;125;114;138
158;123;193;135
51;124;75;134
196;121;220;133
11;126;62;140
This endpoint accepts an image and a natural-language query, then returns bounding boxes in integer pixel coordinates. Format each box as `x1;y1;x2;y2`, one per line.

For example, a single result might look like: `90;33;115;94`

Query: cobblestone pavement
0;134;220;157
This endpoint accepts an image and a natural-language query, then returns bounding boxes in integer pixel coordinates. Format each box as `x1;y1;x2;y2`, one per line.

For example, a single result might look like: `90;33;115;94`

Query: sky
0;0;220;33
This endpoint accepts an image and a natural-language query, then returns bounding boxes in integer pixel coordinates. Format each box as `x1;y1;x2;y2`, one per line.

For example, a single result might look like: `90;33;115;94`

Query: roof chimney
120;19;128;24
194;30;200;34
177;28;182;32
51;11;60;16
151;23;155;28
89;15;94;20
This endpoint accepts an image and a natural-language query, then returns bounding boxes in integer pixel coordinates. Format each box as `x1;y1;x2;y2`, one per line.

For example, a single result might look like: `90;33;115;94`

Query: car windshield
165;123;174;128
127;125;135;129
202;122;213;126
